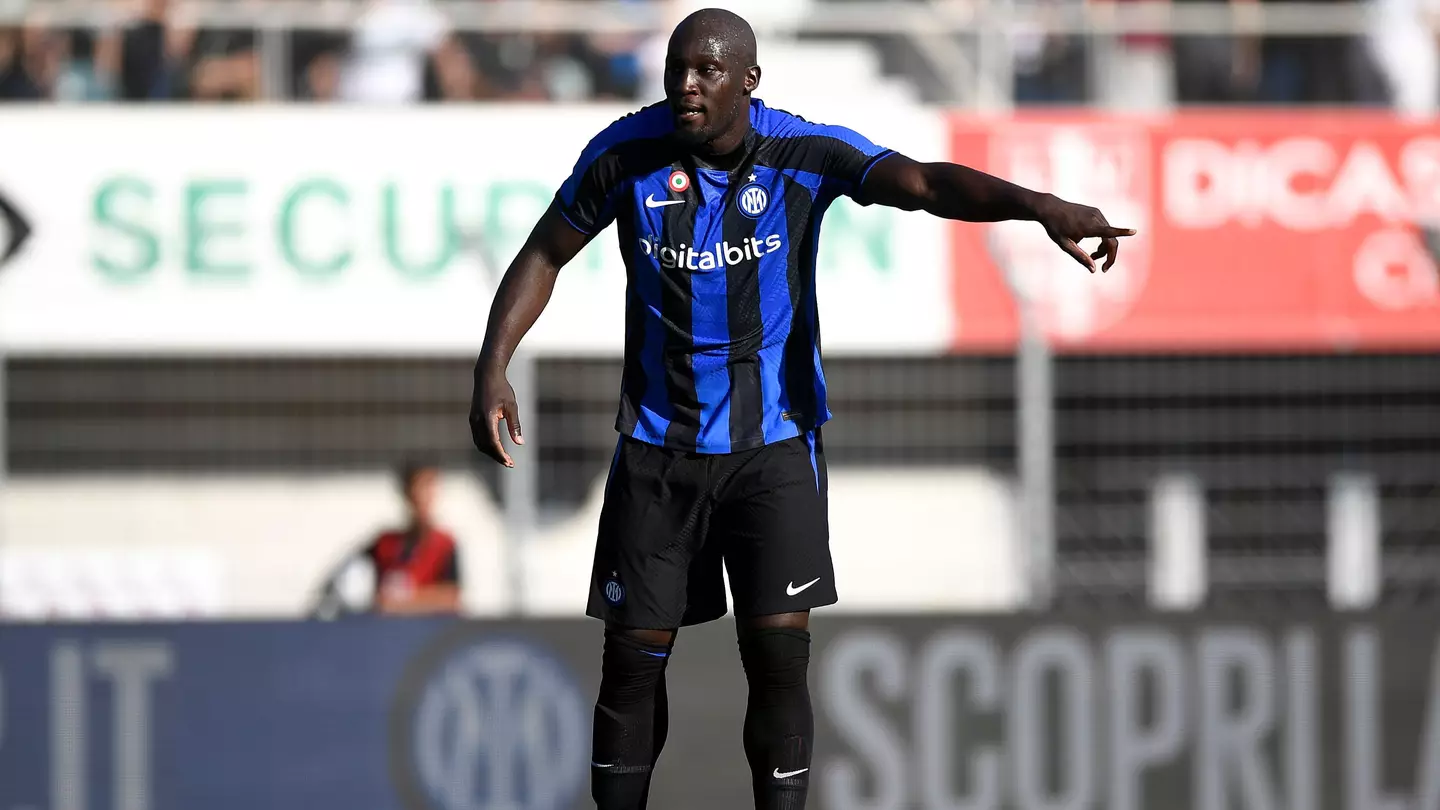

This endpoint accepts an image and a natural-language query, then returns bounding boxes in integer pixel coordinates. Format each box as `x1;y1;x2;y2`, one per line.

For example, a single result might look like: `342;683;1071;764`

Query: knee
737;626;811;691
610;622;675;647
599;627;673;707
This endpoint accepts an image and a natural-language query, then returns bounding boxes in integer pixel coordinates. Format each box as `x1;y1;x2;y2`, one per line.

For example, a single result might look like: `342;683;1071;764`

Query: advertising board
949;113;1440;351
0;106;949;356
3;613;1438;810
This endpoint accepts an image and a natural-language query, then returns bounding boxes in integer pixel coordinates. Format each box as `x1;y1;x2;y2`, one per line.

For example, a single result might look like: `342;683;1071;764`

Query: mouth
673;102;704;125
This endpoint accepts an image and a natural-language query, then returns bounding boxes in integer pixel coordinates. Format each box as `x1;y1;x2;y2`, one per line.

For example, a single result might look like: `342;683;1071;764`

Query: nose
678;67;700;95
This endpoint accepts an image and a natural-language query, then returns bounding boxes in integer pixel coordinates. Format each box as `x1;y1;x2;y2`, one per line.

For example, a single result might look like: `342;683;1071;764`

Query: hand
1033;194;1137;273
469;367;524;467
380;571;415;603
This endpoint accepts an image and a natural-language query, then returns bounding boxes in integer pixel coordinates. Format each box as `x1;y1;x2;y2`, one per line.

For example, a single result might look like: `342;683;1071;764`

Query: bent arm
859;152;1051;223
476;201;594;377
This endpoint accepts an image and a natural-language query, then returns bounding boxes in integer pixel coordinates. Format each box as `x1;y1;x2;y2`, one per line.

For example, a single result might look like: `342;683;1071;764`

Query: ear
744;65;761;95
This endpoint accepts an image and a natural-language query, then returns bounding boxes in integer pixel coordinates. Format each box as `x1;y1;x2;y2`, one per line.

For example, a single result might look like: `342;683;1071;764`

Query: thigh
713;429;836;618
587;436;718;630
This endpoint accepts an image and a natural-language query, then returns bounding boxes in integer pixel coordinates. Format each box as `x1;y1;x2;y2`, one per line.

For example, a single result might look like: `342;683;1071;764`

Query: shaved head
663;8;761;153
670;8;758;69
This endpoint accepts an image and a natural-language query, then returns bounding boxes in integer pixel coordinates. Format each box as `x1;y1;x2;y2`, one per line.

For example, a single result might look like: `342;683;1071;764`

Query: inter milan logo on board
737;182;769;218
391;635;589;810
668;169;690;194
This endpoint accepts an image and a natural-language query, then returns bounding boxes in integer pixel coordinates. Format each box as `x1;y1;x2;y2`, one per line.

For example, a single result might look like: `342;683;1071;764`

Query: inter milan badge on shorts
737;181;769;219
603;575;626;607
667;169;690;194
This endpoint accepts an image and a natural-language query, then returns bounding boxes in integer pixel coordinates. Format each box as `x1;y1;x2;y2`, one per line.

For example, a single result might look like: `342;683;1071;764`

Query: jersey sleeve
555;130;629;236
806;123;896;205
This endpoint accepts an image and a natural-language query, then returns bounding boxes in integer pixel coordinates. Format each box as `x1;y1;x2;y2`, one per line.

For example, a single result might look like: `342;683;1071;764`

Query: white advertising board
0;104;950;356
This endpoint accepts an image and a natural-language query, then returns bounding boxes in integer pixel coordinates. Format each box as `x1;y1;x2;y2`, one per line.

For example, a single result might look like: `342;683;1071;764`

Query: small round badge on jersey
737;182;769;218
668;170;690;194
603;576;626;606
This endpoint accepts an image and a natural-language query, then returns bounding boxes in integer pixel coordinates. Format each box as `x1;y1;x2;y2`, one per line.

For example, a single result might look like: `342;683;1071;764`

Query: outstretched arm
470;201;593;467
860;153;1136;273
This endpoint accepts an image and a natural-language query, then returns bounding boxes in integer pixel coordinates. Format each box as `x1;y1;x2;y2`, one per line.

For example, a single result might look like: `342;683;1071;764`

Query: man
469;9;1133;809
336;0;478;103
355;462;464;615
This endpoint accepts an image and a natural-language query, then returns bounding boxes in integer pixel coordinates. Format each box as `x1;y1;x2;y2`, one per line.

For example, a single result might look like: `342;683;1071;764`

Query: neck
697;121;751;170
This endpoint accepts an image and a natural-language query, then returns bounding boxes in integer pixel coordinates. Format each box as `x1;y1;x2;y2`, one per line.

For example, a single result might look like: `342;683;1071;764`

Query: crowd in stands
0;0;655;103
1019;0;1438;114
0;0;1436;113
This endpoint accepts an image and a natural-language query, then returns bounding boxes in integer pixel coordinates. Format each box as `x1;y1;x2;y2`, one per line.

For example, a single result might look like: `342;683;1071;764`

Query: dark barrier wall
811;615;1440;810
1;614;1438;810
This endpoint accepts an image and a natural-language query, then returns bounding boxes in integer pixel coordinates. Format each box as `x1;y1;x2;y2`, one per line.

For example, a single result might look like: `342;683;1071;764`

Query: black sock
738;628;814;810
592;630;672;810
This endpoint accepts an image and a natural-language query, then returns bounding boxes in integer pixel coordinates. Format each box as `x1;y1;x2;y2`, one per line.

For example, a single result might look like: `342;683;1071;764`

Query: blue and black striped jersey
556;98;895;454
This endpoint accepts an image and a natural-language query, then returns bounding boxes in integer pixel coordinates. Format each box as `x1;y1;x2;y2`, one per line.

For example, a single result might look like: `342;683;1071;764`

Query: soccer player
469;8;1134;809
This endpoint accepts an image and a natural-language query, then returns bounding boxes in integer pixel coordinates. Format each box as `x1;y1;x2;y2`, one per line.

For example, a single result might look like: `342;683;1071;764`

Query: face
663;29;758;148
404;469;439;523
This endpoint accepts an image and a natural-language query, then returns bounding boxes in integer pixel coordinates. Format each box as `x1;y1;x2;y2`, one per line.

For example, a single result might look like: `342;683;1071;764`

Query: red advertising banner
947;113;1440;352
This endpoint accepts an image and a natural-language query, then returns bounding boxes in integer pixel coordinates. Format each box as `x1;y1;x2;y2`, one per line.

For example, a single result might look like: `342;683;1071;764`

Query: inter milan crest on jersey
603;575;626;606
737;181;769;218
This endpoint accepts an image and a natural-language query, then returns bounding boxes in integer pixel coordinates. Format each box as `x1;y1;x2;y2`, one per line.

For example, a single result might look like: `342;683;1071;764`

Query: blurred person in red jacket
365;461;463;615
313;461;463;617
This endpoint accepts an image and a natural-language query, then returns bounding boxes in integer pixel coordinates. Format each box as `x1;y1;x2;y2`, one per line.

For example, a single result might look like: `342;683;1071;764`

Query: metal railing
0;0;1387;35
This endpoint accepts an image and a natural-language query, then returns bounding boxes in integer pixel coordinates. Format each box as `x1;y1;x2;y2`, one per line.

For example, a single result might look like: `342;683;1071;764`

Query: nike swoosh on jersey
786;578;821;596
644;194;684;208
773;768;809;779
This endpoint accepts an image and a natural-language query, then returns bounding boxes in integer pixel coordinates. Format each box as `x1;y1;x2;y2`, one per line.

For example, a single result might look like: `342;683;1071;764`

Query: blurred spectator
636;0;706;101
117;0;186;99
579;0;650;100
460;31;546;99
1012;0;1090;105
0;9;89;101
310;462;465;618
55;28;120;101
361;461;464;615
459;28;632;101
0;25;46;99
587;29;646;99
1366;0;1440;115
291;29;348;101
1256;0;1388;104
336;0;477;102
180;27;259;101
1166;0;1266;103
1093;0;1176;110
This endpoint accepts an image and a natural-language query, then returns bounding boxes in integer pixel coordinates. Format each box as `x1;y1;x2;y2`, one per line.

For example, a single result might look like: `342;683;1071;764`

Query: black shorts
586;428;837;629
